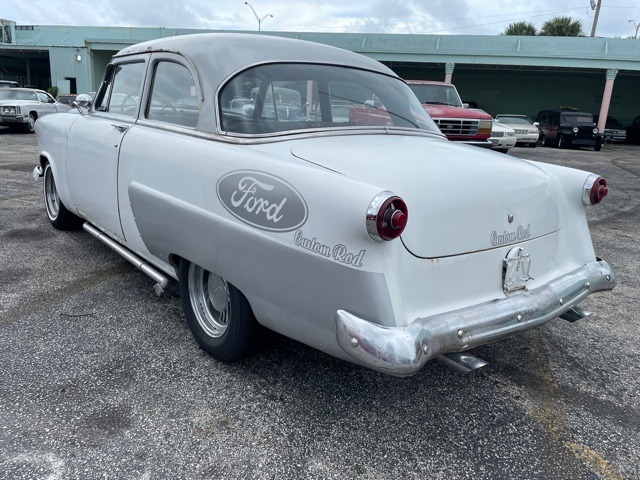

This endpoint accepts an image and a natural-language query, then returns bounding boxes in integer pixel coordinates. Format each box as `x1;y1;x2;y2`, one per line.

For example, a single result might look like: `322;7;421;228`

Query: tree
502;21;537;36
539;16;584;36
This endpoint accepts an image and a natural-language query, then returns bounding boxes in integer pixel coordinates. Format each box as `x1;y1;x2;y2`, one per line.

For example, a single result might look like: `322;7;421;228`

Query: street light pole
630;20;640;39
244;2;273;32
590;0;602;37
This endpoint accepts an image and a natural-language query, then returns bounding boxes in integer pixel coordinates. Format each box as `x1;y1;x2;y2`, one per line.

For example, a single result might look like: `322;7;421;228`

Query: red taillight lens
582;175;608;205
367;192;408;241
590;177;608;204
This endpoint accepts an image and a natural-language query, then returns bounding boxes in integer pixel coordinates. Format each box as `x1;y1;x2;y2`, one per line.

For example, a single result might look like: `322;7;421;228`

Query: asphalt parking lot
1;129;638;480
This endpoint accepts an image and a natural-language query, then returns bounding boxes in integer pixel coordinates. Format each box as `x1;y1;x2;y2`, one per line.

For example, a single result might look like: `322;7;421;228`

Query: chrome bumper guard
336;260;616;377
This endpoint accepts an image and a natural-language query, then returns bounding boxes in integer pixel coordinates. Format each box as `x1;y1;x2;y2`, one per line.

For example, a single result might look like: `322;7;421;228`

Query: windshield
495;115;533;125
219;63;439;136
0;90;38;101
406;84;463;108
562;113;594;124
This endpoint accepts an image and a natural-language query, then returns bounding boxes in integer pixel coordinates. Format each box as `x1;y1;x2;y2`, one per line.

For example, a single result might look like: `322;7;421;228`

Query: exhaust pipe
436;352;488;374
559;306;591;322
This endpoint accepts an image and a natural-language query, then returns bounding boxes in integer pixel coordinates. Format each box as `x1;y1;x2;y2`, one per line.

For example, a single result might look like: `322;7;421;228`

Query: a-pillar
597;69;618;133
444;63;455;84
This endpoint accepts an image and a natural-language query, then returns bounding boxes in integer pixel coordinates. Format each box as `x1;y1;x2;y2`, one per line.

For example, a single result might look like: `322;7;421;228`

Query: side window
37;92;54;103
95;62;146;117
146;61;199;128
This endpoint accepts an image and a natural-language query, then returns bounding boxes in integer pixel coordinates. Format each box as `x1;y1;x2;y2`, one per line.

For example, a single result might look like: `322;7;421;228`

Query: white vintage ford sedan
34;33;616;376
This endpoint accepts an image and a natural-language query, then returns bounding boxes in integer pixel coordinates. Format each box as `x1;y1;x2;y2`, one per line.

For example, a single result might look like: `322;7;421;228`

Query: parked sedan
494;114;539;147
33;33;616;376
0;88;67;132
55;93;78;109
489;120;517;153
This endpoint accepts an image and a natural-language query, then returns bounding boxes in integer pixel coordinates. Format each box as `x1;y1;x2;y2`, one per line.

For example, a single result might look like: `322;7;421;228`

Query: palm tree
539;16;584;36
502;21;537;36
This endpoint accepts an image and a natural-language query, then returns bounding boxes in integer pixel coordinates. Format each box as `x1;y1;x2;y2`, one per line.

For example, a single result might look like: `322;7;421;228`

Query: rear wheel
43;163;83;230
179;259;262;362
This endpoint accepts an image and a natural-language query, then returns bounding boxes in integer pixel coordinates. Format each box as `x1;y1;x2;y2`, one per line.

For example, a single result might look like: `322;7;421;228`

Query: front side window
37;92;54;103
146;61;199;128
219;63;438;136
95;62;146;117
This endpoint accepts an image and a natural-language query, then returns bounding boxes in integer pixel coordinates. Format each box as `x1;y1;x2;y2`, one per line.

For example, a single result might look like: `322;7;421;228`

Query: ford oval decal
216;171;308;232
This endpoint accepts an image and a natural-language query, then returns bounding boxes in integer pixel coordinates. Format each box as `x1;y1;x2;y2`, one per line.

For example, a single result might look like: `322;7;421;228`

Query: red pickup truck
406;80;492;148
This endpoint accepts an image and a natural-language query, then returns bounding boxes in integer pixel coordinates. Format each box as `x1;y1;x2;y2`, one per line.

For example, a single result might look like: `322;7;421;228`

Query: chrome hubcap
188;264;229;338
44;166;60;219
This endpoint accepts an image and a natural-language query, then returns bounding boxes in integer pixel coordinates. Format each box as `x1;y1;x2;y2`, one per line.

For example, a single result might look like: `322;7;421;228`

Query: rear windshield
219;63;439;136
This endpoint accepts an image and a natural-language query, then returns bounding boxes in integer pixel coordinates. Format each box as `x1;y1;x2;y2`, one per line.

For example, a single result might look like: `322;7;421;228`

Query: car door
36;91;62;115
65;59;147;242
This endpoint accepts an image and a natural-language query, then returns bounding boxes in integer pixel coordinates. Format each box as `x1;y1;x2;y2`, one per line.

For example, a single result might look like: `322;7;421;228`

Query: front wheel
179;259;261;362
557;134;566;149
594;138;603;152
23;113;36;133
43;163;83;230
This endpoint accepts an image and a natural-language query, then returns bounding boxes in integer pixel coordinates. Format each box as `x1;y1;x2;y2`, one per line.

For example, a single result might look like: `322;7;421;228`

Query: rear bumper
336;259;616;376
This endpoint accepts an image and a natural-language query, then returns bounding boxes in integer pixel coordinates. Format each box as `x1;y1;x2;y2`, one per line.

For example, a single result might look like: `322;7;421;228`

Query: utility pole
590;0;602;37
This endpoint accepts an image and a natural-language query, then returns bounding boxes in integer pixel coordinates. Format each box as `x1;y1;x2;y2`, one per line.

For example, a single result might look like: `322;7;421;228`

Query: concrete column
444;62;455;84
597;69;618;133
25;58;31;87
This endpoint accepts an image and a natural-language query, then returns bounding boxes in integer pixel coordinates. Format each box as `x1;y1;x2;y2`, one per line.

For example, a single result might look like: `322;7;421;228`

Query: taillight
582;174;608;206
366;191;408;241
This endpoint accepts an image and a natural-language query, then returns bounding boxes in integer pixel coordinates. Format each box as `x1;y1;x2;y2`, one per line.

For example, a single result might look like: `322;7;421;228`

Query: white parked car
33;33;616;376
495;114;540;147
0;88;67;132
489;120;517;153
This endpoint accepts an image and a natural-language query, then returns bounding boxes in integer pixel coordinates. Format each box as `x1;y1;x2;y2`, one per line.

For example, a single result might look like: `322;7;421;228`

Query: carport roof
8;24;640;72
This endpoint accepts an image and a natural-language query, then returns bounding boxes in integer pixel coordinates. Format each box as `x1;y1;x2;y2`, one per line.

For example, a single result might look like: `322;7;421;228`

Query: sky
2;1;640;38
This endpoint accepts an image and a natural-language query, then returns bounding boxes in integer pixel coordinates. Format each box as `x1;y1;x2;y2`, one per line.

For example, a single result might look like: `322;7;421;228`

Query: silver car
0;88;67;133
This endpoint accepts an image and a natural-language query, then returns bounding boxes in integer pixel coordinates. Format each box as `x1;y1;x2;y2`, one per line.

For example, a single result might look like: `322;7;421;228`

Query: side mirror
533;122;539;127
73;94;92;114
462;103;469;109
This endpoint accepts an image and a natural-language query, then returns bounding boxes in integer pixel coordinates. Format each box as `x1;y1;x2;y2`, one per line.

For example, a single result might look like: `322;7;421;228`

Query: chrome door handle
111;124;129;132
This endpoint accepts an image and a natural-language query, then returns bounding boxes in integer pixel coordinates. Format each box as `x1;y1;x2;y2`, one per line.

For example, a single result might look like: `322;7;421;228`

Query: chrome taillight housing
582;174;609;206
367;191;408;241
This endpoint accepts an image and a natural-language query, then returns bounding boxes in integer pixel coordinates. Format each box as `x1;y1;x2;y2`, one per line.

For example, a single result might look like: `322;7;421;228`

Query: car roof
5;87;48;94
115;33;397;92
405;80;450;86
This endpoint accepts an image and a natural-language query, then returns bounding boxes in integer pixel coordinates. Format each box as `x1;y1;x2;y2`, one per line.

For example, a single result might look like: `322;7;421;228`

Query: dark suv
538;109;603;151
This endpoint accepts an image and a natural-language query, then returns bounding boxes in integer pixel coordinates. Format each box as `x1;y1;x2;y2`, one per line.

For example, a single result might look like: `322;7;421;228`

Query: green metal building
1;19;638;126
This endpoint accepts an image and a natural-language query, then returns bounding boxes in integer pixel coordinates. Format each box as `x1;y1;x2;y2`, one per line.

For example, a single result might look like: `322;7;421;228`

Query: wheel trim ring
28;116;35;131
188;264;229;338
44;167;60;220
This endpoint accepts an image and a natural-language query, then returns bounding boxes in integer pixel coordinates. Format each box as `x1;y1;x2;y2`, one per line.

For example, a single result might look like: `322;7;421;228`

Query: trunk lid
290;135;560;258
